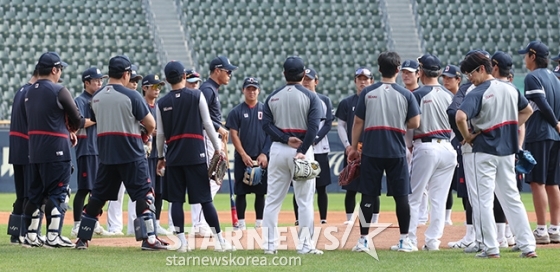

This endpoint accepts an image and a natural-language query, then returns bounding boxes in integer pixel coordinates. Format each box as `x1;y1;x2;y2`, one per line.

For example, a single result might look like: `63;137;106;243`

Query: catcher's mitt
293;158;321;182
209;151;228;185
244;161;264;186
516;149;537;174
139;123;150;144
338;159;361;186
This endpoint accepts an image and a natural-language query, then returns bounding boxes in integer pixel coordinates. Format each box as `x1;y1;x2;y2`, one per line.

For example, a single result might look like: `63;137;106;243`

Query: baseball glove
139;123;150;144
293;158;321;182
338;158;361;186
208;151;228;185
243;161;264;186
516;149;537;174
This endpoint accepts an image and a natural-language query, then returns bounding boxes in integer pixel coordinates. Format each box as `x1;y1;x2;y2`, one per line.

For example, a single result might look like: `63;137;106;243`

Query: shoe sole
142;247;168;251
352;248;370;252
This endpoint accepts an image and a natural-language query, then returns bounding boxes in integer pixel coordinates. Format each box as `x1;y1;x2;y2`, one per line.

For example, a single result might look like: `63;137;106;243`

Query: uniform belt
416;138;449;143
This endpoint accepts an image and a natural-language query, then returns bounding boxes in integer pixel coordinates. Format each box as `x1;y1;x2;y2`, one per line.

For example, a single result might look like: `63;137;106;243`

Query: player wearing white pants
105;183;130;235
190;131;222;236
263;142;315;251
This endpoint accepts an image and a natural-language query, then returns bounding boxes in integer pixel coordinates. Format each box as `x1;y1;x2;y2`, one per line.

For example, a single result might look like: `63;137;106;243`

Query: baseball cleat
94;225;114;236
215;241;236;252
141;239;168;251
264;249;278;254
10;235;21;245
352;237;370;252
548;231;560;243
22;235;43;248
448;240;473;249
75;239;89;250
463;242;482;253
44;235;75;248
511;245;521;252
422;245;439;251
506;235;516;246
177;242;193;253
298;248;324;255
533;230;550;244
519;251;537;258
395;238;417;252
475;251;500;258
156;236;170;246
320;220;327;224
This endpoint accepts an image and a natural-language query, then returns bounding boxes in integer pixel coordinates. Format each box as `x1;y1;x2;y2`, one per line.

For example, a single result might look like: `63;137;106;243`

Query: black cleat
75;239;88;250
141;239;168;251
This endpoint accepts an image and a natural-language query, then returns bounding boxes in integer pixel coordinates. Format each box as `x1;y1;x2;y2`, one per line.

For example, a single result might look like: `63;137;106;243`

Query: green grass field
0;193;551;271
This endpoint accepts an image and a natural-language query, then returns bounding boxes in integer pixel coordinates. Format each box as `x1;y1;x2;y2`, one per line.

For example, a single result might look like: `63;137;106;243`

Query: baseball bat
223;137;239;228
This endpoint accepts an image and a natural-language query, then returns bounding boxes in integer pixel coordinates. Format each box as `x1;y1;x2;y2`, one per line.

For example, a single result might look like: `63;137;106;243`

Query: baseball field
0;192;558;271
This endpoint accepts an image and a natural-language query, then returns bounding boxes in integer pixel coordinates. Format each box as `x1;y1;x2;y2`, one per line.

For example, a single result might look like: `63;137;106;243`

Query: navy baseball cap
509;67;515;76
401;60;419;72
37;52;68;69
466;49;490;58
209;56;237;71
164;61;186;80
441;65;461;78
418;54;442;71
283;56;305;75
304;68;318;79
243;77;260;89
185;69;202;83
130;64;143;81
355;67;373;78
142;74;164;86
518;41;549;58
491;51;513;70
109;55;132;73
551;53;560;62
82;67;107;82
554;66;560;77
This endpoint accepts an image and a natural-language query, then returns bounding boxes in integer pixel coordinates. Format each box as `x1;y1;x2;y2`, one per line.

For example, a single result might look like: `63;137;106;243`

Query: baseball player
156;60;235;252
440;64;463;226
106;64;144;235
519;41;560;244
335;67;379;224
400;60;429;226
457;52;536;258
8;69;38;244
24;52;85;248
225;77;270;230
141;74;171;235
293;68;333;225
74;55;166;250
191;56;237;237
262;56;323;254
186;69;203;89
348;52;420;253
406;54;456;251
71;67;113;238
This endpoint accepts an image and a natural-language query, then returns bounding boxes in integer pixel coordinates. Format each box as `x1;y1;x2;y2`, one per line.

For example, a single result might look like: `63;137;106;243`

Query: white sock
255;219;262;227
371;213;379;224
156;220;161;227
549;225;559;233
445;209;452;221
74;221;80;228
400;234;408;240
178;232;187;247
464;224;475;242
238;219;245;226
346;213;353;221
536;225;547;234
216;232;225;244
496;223;506;242
505;224;513;237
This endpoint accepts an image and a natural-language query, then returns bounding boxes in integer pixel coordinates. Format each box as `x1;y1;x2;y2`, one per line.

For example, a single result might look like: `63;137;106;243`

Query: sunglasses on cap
355;68;372;77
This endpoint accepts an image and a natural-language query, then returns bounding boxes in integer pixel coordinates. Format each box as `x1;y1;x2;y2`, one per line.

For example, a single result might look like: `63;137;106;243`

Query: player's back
524;68;560;142
9;83;31;165
413;85;453;140
265;84;314;136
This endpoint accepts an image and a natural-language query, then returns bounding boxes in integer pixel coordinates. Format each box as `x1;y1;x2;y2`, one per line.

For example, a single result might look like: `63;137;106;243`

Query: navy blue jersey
412;85;453;140
147;103;158;159
314;93;334;149
335;94;363;145
26;79;84;163
157;88;207;166
523;68;560;143
9;83;31;165
263;84;322;154
199;78;222;131
225;102;271;157
74;91;98;158
91;84;150;164
447;82;473;142
459;80;529;156
355;82;420;158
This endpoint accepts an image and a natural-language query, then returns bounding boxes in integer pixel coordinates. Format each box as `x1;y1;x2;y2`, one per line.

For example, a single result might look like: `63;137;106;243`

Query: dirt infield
4;210;559;251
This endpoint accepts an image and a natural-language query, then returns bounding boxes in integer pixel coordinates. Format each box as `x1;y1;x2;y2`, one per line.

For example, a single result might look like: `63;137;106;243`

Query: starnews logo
163;206;391;261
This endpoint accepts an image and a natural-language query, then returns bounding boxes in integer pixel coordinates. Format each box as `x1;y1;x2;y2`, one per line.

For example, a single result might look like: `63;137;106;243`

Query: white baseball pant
407;147;429;224
408;140;457;248
106;182;134;233
263;142;315;251
464;152;536;255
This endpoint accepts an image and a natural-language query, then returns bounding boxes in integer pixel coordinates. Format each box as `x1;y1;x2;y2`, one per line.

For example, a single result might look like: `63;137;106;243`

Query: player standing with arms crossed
456;52;536;258
293;68;333;225
262;56;322;254
74;55;166;250
24;52;85;248
518;41;560;244
8;69;38;244
191;56;237;237
335;68;378;224
348;52;420;252
225;77;270;230
71;67;113;237
406;54;456;251
156;61;235;252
